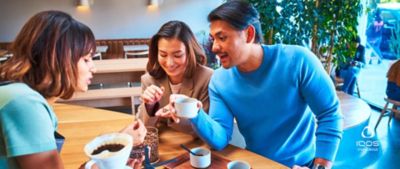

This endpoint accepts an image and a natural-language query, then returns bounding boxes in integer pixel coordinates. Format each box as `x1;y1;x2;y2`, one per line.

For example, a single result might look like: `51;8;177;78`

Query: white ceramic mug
189;147;211;168
227;160;251;169
174;95;199;118
84;133;133;169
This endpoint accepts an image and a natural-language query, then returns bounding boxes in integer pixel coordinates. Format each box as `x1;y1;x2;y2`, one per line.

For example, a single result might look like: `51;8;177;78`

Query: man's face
210;20;248;69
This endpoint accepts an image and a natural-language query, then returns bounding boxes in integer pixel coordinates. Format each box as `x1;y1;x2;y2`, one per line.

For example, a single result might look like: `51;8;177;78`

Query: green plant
390;22;400;59
246;0;362;74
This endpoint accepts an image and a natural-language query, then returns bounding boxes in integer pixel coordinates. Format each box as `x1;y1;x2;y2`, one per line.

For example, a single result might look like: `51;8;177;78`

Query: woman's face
76;52;96;92
157;37;188;84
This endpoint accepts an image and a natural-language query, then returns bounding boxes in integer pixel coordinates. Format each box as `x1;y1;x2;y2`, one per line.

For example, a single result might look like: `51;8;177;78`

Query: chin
221;64;232;69
76;85;88;92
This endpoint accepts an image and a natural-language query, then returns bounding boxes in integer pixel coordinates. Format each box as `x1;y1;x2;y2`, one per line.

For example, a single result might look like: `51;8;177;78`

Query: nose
90;62;97;73
211;41;220;53
166;56;174;67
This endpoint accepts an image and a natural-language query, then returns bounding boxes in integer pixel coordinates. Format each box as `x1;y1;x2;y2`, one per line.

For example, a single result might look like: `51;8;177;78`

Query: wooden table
337;91;371;129
53;103;288;169
53;103;133;169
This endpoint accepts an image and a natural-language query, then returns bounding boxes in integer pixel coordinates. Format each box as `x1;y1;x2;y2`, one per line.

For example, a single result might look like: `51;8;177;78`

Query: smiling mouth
87;78;92;85
218;53;228;60
166;68;176;73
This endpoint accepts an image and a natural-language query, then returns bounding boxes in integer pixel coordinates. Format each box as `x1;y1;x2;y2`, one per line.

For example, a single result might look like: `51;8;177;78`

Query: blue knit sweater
190;44;343;167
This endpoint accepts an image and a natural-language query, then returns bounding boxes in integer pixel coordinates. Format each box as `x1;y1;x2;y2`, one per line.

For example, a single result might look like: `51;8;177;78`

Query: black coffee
92;143;124;155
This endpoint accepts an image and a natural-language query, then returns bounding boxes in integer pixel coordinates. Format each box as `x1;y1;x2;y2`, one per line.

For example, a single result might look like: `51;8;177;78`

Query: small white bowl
189;147;211;168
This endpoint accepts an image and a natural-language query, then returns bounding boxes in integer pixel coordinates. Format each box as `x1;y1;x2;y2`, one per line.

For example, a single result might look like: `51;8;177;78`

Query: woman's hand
127;156;145;169
79;157;144;169
142;85;165;105
121;119;147;146
155;94;203;123
155;104;180;123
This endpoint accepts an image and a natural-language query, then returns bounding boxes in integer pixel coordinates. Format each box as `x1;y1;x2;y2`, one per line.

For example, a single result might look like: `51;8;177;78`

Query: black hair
208;0;263;43
353;36;361;43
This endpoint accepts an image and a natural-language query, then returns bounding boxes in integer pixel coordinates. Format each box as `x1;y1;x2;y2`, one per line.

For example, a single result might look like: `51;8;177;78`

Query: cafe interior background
0;0;400;169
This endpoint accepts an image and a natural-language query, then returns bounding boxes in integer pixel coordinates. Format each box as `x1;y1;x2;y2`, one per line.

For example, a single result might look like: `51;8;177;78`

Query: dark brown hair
147;20;206;79
0;10;96;99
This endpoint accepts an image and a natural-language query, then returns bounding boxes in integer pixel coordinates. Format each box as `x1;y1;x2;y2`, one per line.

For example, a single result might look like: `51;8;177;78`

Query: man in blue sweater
157;1;343;169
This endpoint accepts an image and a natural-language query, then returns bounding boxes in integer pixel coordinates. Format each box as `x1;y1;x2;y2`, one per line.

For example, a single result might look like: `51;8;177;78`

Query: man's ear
245;25;256;43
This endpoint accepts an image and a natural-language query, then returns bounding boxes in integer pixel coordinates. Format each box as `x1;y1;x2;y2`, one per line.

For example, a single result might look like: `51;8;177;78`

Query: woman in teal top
0;11;146;169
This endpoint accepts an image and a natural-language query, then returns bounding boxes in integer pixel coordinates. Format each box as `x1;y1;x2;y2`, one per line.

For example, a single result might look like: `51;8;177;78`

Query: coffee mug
174;95;199;118
84;133;133;169
189;147;211;168
227;160;251;169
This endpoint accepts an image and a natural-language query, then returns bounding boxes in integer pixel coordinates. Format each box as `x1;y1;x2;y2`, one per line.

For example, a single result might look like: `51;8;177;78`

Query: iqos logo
356;140;379;147
356;126;379;151
361;126;375;138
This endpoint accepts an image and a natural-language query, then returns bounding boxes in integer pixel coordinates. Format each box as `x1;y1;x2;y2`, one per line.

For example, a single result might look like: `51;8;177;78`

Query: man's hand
312;158;332;169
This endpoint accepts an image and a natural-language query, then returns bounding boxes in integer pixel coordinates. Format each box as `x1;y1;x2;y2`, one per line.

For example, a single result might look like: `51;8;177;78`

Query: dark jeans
368;37;382;63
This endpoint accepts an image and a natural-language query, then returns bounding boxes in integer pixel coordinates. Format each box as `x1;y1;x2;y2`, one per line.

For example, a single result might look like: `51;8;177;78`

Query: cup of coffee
227;160;251;169
189;147;211;168
174;95;199;118
84;133;133;169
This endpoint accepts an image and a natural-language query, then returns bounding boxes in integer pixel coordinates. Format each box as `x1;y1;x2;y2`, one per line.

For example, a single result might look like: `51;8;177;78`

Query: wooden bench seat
57;87;142;114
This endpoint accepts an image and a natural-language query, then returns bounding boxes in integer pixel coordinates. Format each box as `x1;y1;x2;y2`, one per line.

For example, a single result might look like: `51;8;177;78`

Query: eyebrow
210;31;224;38
159;49;184;54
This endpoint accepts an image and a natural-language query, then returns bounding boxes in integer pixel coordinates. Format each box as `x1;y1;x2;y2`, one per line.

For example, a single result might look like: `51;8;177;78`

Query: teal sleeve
0;95;57;157
298;48;343;161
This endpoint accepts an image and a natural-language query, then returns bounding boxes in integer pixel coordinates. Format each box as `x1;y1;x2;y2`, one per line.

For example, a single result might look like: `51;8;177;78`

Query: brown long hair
388;60;400;86
147;20;206;79
0;10;96;99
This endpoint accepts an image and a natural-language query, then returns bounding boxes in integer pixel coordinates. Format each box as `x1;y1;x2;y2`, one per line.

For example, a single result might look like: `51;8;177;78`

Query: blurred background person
366;9;383;64
337;36;366;96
